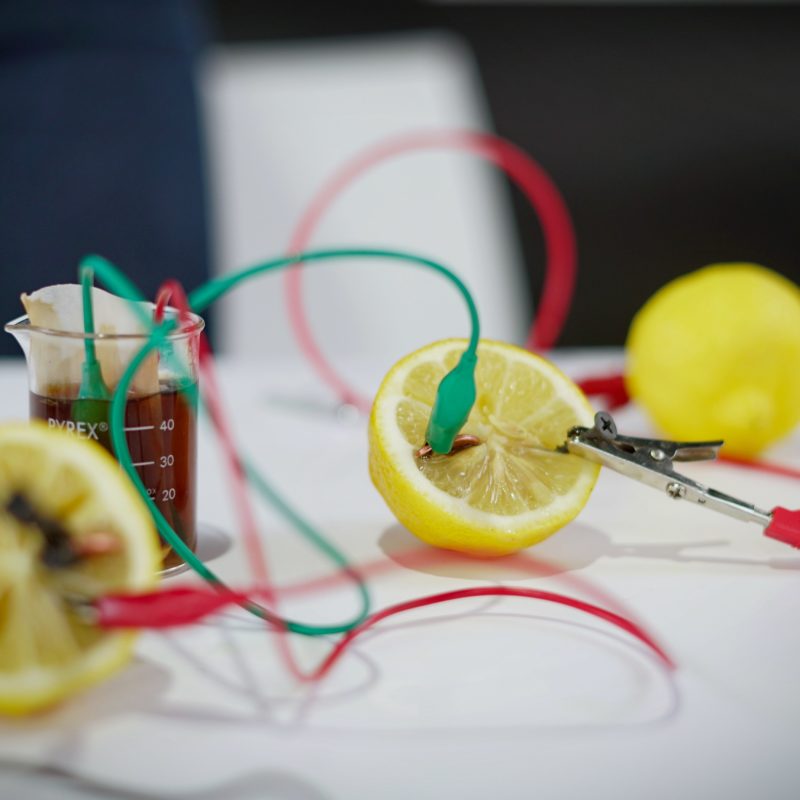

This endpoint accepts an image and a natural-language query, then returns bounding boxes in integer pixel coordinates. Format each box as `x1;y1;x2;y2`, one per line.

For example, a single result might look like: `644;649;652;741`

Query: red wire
718;453;800;481
99;585;675;678
146;279;674;682
577;373;631;411
281;129;800;486
274;542;636;619
284;130;578;412
154;282;304;681
305;586;675;681
572;374;800;481
156;282;270;588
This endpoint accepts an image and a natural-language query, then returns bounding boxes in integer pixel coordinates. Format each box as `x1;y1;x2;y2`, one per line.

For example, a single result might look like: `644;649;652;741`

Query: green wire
83;247;481;636
80;267;99;366
187;248;481;358
77;266;110;401
107;329;367;634
81;259;368;635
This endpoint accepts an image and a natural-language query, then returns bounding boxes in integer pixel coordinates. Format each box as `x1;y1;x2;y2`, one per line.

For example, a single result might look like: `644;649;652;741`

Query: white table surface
1;351;799;800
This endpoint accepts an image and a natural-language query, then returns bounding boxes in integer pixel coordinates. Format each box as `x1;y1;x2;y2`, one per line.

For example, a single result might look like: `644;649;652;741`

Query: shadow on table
163;524;233;578
0;660;172;790
140;604;679;741
1;658;331;800
0;762;330;800
378;523;800;578
130;540;679;738
0;575;678;794
279;592;682;739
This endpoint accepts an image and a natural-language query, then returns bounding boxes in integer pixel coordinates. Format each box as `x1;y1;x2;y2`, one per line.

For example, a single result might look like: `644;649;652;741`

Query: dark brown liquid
30;385;197;569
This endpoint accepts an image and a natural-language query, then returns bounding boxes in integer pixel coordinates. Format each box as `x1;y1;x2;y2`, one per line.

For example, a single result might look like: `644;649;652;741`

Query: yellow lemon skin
0;422;160;716
369;339;599;557
626;263;800;457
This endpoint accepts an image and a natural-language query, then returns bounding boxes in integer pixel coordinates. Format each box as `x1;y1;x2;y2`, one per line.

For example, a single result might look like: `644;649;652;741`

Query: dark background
0;0;209;356
210;2;800;346
1;2;798;352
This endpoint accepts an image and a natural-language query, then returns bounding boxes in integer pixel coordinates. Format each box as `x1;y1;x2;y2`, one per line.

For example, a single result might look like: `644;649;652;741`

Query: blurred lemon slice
0;422;159;715
369;339;599;556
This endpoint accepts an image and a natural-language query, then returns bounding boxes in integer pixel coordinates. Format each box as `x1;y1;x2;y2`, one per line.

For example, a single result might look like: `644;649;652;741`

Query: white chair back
201;32;528;376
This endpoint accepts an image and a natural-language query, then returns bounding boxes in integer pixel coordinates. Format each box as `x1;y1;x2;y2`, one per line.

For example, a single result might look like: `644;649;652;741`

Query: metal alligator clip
563;411;800;547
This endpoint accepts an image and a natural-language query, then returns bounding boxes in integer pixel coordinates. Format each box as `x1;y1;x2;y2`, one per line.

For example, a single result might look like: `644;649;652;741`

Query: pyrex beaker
5;310;204;572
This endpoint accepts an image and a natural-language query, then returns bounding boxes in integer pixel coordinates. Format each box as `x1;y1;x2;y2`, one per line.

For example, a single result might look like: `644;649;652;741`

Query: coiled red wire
130;130;800;683
284;130;577;412
138;280;675;680
282;129;798;480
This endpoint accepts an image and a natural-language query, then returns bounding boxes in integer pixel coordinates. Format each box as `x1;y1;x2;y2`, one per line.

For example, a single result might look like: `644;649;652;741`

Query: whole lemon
625;263;800;457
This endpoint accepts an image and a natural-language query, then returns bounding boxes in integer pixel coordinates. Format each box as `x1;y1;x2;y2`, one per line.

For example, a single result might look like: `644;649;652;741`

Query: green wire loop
187;248;481;358
81;247;481;636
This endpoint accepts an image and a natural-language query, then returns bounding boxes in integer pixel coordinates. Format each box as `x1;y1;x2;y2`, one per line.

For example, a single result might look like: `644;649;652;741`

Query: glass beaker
5;310;204;573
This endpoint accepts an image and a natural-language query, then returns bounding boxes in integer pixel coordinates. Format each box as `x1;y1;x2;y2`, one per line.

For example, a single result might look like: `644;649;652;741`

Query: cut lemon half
0;422;160;715
369;339;600;556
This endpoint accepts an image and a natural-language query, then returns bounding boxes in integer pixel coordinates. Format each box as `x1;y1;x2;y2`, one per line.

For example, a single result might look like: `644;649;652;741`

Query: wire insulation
81;249;677;683
284;130;576;411
96;585;675;679
86;247;483;637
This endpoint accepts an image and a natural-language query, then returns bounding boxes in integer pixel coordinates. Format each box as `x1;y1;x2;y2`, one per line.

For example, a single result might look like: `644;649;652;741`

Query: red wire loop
284;130;578;412
306;586;675;681
154;281;272;593
577;373;631;410
140;277;675;682
282;129;800;488
97;585;675;679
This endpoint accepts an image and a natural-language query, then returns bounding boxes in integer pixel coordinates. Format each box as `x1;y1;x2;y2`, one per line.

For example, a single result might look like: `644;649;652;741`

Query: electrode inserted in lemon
369;339;600;556
0;422;160;715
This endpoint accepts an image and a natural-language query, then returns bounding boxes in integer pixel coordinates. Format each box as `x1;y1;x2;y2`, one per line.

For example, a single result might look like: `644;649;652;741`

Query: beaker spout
4;315;31;360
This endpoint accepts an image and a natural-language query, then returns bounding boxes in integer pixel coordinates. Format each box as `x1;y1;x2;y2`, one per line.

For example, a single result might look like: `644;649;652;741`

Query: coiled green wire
81;248;480;636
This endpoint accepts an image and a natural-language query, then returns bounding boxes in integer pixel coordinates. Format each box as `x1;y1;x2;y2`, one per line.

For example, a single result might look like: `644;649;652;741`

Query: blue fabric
0;0;211;355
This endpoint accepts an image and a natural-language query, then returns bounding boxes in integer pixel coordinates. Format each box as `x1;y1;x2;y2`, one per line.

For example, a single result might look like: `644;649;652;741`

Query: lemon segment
0;422;160;715
626;263;800;457
369;340;600;556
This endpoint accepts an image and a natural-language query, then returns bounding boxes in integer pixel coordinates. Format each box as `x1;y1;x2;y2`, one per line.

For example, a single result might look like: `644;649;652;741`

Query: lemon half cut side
0;422;160;715
369;340;600;556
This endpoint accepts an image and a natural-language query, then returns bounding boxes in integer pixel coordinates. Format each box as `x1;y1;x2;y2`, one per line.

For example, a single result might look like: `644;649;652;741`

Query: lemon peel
0;422;159;715
626;263;800;457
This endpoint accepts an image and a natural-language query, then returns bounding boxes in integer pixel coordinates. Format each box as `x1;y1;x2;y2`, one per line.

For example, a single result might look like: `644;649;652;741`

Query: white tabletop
1;352;799;800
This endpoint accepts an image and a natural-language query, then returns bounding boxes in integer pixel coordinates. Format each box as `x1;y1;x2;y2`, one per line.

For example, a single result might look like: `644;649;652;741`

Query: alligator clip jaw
564;412;779;532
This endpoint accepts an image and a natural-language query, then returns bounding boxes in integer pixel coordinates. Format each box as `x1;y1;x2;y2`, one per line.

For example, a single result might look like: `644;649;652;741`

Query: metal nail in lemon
0;422;160;715
626;263;800;458
369;339;600;556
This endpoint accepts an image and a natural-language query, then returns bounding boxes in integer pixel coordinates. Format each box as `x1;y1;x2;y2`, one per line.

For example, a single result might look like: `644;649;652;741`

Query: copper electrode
415;434;482;459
